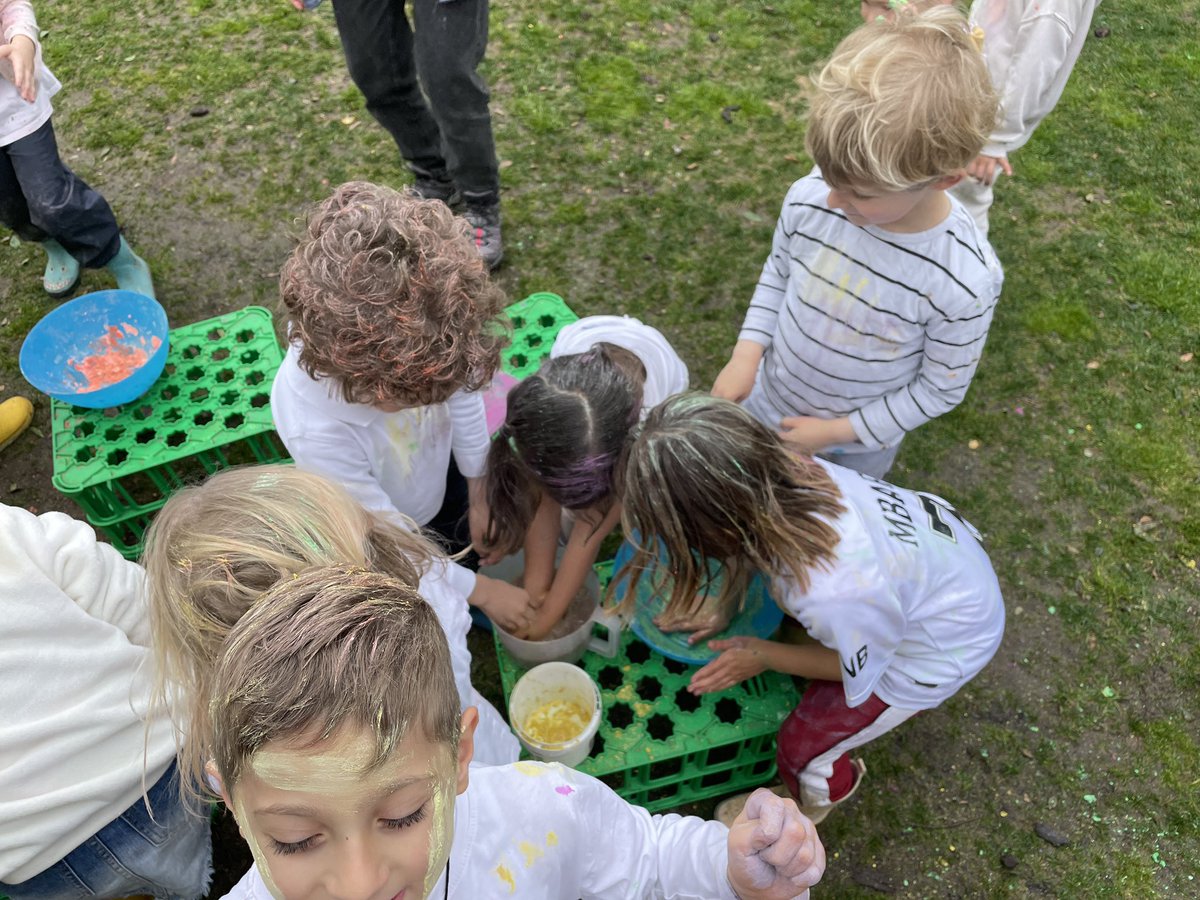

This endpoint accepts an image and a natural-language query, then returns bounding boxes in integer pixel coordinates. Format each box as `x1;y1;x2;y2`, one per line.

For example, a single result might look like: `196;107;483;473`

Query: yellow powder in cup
523;699;591;744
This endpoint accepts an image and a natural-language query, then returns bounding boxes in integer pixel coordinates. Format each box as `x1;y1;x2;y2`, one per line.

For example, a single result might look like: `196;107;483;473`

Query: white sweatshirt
970;0;1101;158
0;0;62;147
0;505;177;883
549;315;690;412
222;762;754;900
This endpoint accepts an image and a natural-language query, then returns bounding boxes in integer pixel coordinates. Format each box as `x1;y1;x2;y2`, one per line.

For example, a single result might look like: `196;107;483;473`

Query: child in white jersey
269;181;536;633
712;7;1003;478
205;566;827;900
485;315;688;639
618;395;1005;824
142;465;519;781
860;0;1102;236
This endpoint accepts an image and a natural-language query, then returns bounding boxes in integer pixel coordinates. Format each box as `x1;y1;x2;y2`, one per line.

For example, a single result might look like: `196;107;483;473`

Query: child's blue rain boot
105;236;156;300
41;239;80;298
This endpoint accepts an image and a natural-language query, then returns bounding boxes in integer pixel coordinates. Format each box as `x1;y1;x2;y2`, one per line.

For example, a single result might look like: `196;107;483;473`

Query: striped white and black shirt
740;171;1003;450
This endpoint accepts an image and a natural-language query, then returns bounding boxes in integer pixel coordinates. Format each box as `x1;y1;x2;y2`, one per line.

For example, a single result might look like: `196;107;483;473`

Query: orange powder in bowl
68;325;162;392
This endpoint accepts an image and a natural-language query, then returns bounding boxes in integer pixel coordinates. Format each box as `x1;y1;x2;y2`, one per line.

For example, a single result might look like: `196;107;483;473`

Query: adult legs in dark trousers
332;0;504;268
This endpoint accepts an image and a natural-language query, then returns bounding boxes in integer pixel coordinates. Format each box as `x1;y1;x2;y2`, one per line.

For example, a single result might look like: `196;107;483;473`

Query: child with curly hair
713;6;1003;478
618;395;1005;826
204;566;826;899
270;181;536;632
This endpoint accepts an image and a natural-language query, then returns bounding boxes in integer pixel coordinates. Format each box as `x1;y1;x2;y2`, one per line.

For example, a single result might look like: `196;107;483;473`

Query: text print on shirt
863;476;981;548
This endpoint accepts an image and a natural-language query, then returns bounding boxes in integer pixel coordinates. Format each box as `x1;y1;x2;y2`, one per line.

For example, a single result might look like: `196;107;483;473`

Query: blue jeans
0;118;122;268
1;763;212;900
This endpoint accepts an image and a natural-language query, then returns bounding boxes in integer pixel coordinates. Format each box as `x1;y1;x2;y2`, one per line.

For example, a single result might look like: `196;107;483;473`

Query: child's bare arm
727;789;825;900
689;637;842;695
521;493;562;601
713;340;766;402
524;503;621;640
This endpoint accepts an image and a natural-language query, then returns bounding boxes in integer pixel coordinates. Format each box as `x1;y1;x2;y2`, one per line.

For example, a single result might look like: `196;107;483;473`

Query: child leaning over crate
0;503;211;900
618;395;1005;826
203;566;826;900
142;464;520;772
269;181;536;634
485;315;688;639
0;0;154;298
712;6;1003;479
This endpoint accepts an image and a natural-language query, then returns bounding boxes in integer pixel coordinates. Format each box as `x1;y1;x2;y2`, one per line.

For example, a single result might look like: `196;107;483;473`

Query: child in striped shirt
713;7;1005;478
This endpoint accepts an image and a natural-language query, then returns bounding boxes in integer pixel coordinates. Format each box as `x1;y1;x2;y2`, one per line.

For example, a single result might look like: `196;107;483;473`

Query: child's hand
653;593;733;645
727;789;825;900
472;575;540;636
965;153;1012;186
688;637;769;695
0;35;38;103
778;415;855;453
712;341;765;403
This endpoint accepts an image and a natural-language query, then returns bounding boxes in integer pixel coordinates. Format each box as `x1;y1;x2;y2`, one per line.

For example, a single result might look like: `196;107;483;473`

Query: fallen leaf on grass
1085;360;1100;369
1181;352;1194;363
968;439;981;450
1133;515;1159;540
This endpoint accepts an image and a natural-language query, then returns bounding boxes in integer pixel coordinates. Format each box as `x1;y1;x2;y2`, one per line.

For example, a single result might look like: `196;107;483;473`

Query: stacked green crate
50;306;289;559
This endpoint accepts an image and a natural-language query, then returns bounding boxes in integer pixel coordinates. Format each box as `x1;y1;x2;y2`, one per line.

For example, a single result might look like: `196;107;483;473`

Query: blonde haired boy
714;6;1003;478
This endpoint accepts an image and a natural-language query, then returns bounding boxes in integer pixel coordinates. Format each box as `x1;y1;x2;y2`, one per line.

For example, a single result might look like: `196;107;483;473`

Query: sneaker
410;173;462;209
0;396;34;452
464;202;503;270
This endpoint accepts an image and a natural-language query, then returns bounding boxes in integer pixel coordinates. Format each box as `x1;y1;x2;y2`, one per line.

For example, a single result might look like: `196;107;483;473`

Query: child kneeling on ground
205;567;826;899
618;395;1005;825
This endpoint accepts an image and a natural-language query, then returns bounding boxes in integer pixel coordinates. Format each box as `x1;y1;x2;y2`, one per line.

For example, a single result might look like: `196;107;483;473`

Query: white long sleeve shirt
0;0;61;147
740;171;1003;452
0;505;177;883
222;762;751;900
970;0;1101;157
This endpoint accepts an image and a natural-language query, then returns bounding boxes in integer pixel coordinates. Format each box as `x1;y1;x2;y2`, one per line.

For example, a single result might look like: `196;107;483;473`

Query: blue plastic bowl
612;537;784;666
20;290;169;409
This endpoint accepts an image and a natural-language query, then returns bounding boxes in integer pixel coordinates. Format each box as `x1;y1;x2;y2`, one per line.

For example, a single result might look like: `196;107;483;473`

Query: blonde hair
142;464;440;801
806;5;996;191
210;566;461;798
616;394;845;620
279;181;508;407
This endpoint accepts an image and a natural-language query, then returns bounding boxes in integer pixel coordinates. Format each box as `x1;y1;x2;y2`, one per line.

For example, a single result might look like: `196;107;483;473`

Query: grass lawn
1;1;1197;896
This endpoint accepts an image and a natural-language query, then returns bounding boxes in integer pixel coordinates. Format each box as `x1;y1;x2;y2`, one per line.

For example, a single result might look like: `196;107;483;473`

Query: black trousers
0;119;121;267
332;0;499;203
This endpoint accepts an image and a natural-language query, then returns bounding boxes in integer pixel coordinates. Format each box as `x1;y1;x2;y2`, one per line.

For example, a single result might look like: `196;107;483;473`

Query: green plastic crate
494;565;798;812
501;292;578;379
50;307;290;553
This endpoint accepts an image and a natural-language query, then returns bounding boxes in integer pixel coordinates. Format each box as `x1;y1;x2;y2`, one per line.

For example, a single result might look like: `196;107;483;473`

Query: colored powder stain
518;841;544;868
513;761;547;778
495;864;516;893
68;325;156;391
554;785;575;797
546;832;558;847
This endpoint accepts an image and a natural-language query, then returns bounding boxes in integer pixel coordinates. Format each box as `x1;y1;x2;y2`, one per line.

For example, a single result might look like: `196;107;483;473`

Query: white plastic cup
509;662;602;768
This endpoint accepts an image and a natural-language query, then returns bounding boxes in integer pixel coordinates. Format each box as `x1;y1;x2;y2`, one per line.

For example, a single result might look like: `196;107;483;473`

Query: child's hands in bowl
653;593;733;645
472;575;540;636
727;788;825;900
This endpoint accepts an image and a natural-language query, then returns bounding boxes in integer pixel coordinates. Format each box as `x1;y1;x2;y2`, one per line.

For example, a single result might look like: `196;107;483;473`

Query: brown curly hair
279;181;507;406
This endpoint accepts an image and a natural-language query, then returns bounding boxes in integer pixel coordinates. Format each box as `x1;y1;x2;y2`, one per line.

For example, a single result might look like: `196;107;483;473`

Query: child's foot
714;759;867;827
41;239;81;298
464;201;503;271
0;396;34;452
411;172;462;210
105;236;156;299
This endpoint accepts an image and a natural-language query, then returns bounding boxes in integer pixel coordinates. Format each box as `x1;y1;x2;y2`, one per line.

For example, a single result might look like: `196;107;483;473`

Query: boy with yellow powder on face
204;567;826;900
